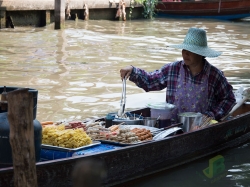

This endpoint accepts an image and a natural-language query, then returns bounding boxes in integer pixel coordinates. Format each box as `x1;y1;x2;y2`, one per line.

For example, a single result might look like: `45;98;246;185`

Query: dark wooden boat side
1;104;250;187
156;0;250;20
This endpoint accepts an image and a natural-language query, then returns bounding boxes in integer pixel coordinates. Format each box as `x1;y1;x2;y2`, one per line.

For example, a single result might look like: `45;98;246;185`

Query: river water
0;18;250;186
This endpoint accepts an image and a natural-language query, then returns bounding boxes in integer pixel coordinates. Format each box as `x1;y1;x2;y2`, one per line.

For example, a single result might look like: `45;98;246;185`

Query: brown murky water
1;18;250;122
0;17;250;186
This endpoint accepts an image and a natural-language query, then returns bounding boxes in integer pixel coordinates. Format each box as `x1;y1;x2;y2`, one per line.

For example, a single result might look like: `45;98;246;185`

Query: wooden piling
41;10;51;27
65;1;71;20
0;7;6;29
54;0;65;29
8;88;38;187
83;4;89;20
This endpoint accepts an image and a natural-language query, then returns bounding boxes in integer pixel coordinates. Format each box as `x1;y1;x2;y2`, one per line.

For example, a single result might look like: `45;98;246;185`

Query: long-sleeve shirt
129;60;236;120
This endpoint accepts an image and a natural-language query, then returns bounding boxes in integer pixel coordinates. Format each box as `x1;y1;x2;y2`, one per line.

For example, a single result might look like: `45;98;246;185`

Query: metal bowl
112;117;144;125
143;117;158;127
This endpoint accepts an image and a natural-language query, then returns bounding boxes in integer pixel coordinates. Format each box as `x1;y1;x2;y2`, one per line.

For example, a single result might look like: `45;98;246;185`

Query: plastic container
147;102;175;128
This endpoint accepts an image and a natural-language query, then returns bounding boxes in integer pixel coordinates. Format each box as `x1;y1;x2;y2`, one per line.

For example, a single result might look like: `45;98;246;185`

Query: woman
120;27;236;121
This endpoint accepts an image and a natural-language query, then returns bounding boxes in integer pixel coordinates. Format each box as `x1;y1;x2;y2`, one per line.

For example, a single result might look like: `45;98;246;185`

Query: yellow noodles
42;125;92;148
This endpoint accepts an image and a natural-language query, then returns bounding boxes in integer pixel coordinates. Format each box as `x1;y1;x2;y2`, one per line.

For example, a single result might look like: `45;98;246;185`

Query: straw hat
170;27;222;58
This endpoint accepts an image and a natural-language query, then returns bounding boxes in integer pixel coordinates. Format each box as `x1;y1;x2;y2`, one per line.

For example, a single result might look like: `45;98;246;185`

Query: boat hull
156;0;250;20
1;104;250;186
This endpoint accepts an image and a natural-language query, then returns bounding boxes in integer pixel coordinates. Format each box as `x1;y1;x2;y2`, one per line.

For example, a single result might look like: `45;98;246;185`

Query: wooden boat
156;0;250;20
1;103;250;187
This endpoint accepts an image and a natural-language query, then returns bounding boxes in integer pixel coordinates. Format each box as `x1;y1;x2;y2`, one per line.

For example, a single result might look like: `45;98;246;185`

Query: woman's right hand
120;66;133;80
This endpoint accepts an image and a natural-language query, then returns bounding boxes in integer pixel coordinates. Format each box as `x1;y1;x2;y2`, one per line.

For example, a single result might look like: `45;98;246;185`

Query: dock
0;0;143;28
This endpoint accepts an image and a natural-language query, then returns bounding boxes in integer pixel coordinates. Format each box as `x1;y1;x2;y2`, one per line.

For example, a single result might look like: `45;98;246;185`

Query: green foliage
129;0;158;20
134;0;145;3
129;1;134;20
141;0;158;19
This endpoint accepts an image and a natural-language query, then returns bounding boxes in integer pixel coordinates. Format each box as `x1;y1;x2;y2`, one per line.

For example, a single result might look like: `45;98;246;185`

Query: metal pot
143;117;158;127
112;117;144;125
177;112;202;132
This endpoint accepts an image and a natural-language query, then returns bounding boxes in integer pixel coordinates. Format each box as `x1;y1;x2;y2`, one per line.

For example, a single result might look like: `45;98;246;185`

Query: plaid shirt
129;60;236;120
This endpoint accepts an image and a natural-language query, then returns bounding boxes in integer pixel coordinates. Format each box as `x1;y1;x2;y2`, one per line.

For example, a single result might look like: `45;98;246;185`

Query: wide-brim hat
169;27;222;58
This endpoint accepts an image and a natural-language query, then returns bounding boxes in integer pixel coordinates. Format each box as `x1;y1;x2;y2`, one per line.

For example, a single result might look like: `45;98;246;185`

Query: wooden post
54;0;65;29
83;4;89;20
41;10;51;27
0;7;6;29
46;10;51;25
8;88;38;187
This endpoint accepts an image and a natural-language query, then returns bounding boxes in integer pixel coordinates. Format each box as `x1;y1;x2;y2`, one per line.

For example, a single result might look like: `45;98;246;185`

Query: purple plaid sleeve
206;65;236;120
129;61;181;93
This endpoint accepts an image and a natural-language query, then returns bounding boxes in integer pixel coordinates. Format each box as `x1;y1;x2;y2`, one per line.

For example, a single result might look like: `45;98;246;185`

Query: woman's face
182;49;203;67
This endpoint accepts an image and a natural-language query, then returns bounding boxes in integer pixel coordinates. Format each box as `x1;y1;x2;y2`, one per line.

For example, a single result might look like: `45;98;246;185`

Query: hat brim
169;44;222;58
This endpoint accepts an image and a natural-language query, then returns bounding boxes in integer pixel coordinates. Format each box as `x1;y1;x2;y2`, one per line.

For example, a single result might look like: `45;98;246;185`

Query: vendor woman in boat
120;27;236;121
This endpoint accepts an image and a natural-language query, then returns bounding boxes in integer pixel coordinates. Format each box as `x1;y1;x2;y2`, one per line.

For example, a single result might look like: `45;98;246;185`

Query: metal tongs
117;78;126;118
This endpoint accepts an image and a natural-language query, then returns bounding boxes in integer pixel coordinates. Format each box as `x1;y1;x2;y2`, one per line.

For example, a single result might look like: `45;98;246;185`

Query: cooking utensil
157;115;161;120
138;113;142;119
143;115;161;127
143;117;158;127
220;87;250;121
153;127;183;140
178;112;203;132
117;78;126;117
150;123;183;136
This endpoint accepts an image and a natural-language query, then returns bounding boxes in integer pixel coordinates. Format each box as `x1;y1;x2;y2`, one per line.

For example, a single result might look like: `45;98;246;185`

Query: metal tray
41;141;101;152
119;125;159;132
98;139;153;146
153;127;183;141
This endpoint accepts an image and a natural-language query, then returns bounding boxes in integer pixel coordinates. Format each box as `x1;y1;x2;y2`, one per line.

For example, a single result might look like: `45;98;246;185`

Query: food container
147;102;175;128
105;112;116;128
111;112;144;125
178;112;203;132
143;117;158;127
112;117;144;125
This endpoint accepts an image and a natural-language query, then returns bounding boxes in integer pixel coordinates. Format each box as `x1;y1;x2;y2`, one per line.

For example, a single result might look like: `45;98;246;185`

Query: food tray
41;141;101;152
98;139;153;146
120;125;159;132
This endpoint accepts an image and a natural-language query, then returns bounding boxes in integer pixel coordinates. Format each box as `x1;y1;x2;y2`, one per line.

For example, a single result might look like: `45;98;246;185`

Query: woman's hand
120;66;133;80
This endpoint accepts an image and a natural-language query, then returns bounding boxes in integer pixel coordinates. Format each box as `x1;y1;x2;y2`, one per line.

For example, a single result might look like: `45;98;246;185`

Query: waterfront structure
0;0;143;28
